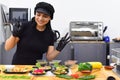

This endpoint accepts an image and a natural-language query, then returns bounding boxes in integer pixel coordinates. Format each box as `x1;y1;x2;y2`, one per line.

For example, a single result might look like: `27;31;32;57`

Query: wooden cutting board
70;65;120;80
30;65;120;80
0;65;120;80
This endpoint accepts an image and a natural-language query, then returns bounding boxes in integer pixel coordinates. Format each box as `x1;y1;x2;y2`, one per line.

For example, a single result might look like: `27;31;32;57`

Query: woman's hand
56;33;70;51
12;21;22;37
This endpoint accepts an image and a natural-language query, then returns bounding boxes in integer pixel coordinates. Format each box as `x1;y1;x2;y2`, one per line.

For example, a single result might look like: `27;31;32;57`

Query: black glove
12;22;22;37
56;33;70;51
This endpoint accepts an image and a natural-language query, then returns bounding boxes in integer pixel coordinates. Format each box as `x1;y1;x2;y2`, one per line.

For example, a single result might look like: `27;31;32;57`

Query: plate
51;66;69;75
3;69;28;74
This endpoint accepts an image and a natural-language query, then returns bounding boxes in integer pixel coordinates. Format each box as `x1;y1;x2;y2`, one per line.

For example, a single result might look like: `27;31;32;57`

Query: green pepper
78;75;96;80
56;74;73;79
78;62;92;71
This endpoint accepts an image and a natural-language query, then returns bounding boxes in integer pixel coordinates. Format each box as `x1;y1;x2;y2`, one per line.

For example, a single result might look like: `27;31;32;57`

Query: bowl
64;60;77;66
49;60;61;64
36;60;47;66
36;60;61;65
104;66;114;70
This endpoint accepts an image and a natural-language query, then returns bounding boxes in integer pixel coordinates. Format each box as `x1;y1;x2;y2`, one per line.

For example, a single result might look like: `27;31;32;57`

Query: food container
64;60;77;66
36;60;61;65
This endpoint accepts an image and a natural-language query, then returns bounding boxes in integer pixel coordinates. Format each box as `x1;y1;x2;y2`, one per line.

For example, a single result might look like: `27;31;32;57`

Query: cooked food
39;66;51;71
52;66;68;75
32;69;46;75
52;64;68;75
6;67;28;72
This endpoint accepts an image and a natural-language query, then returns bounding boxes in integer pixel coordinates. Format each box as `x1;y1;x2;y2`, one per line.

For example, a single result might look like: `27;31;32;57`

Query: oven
70;21;104;41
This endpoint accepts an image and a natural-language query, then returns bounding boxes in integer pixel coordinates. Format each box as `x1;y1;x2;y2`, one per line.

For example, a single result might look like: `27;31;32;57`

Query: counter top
0;65;120;80
70;41;105;43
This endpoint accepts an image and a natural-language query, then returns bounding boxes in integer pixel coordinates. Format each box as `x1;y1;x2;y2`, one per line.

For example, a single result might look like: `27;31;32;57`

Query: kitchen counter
69;41;117;43
0;65;120;80
70;41;105;43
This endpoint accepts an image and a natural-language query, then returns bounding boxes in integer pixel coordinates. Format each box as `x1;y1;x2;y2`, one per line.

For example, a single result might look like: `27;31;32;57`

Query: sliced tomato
71;73;79;78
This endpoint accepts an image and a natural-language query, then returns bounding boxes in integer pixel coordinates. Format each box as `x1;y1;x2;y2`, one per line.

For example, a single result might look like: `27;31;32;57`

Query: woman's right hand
12;22;22;37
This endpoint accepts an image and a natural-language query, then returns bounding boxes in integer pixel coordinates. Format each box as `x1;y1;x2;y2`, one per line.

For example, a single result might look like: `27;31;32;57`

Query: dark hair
34;2;55;20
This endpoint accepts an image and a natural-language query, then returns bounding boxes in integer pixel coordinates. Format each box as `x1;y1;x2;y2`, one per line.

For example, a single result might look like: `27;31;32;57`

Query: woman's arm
46;33;70;61
5;35;19;51
46;46;60;61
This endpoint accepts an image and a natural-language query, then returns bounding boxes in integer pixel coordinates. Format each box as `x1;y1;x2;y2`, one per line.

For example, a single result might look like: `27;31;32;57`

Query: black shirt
12;21;54;65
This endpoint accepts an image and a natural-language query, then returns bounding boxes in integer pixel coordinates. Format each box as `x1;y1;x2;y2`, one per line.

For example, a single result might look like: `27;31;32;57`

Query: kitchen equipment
9;8;31;24
70;21;106;41
111;48;120;75
53;30;60;42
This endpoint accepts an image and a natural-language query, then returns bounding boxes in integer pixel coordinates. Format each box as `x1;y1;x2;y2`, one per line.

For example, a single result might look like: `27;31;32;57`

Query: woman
5;2;70;65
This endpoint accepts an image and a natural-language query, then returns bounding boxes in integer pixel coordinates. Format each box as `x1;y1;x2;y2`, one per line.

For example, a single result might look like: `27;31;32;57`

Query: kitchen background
1;0;120;65
0;0;120;40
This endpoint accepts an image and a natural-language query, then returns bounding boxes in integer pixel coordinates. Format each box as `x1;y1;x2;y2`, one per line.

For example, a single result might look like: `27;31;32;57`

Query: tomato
71;73;79;78
33;69;44;74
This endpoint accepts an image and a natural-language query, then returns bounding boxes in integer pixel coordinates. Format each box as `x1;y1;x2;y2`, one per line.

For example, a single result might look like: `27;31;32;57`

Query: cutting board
0;65;120;80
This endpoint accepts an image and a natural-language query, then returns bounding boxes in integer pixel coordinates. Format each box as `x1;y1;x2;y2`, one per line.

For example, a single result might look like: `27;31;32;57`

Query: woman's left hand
56;33;70;51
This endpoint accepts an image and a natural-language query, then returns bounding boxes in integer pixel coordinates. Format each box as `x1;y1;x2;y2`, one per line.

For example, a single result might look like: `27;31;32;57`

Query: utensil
103;26;107;33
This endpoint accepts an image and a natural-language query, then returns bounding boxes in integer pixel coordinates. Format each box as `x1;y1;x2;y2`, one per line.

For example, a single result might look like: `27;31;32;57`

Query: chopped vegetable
71;73;79;78
35;62;41;68
78;75;96;80
53;62;59;67
32;69;45;74
56;74;96;80
56;74;73;79
0;75;31;79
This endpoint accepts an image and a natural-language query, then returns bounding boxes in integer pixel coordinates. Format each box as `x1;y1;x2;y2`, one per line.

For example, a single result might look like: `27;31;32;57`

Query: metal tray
3;69;28;74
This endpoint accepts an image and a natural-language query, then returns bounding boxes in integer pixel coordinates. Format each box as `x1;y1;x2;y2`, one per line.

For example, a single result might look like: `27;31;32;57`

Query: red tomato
34;69;44;74
71;73;79;78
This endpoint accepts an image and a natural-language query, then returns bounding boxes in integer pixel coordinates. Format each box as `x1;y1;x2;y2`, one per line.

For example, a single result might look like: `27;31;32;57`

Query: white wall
1;0;120;40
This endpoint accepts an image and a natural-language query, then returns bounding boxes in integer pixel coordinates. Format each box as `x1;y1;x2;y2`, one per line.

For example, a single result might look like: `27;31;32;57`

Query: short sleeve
49;31;54;46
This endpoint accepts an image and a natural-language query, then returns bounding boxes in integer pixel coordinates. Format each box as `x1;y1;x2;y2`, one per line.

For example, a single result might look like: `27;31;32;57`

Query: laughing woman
5;2;70;65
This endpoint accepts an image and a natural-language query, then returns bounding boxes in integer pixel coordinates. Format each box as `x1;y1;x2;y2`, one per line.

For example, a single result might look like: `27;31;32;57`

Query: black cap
36;8;51;16
34;2;55;19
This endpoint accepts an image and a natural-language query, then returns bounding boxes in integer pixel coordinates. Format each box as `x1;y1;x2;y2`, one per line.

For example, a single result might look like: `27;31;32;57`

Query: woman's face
35;12;51;27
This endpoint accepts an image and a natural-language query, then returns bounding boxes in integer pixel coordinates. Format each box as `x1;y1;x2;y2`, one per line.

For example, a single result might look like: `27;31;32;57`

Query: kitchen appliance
70;21;106;41
111;48;120;75
0;3;14;64
9;8;31;24
0;4;13;42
